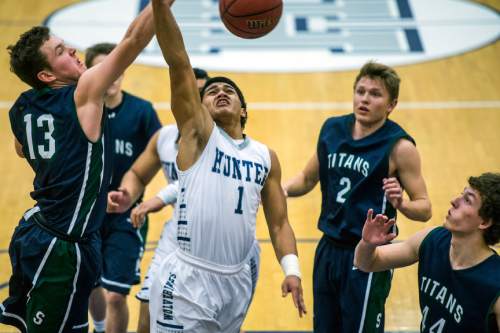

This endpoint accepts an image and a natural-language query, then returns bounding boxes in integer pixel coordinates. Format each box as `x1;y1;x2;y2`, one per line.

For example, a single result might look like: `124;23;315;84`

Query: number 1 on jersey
235;186;244;214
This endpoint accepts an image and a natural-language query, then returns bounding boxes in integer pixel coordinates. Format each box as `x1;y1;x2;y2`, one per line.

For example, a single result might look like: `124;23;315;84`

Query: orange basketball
219;0;283;39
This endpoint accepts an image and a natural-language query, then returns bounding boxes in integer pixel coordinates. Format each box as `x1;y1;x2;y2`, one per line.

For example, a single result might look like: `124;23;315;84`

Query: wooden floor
0;0;499;332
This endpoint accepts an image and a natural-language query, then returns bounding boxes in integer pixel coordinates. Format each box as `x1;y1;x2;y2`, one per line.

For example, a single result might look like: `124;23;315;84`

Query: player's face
202;82;246;125
40;36;86;84
444;187;485;235
353;77;396;126
91;54;123;97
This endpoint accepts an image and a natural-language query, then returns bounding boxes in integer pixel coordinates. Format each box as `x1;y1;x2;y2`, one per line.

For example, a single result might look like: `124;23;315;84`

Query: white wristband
156;182;178;205
280;254;301;279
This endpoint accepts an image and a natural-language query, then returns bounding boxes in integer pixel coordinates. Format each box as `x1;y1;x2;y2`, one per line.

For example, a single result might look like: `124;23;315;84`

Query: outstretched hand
107;188;132;213
383;177;403;209
361;209;397;246
281;275;307;318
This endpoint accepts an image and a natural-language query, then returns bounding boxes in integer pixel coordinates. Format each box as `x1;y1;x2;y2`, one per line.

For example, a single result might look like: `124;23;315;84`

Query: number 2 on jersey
23;114;56;160
336;177;351;203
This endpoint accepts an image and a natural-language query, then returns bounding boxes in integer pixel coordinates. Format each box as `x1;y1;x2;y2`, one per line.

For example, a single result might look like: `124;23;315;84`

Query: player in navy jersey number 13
0;2;166;332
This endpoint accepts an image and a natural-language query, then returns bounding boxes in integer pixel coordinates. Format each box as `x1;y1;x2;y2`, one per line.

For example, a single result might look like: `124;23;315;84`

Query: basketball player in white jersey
108;123;261;333
145;1;307;331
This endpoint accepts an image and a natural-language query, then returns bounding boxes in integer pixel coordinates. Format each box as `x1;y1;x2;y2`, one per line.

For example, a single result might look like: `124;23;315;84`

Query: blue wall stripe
295;18;308;32
405;29;424;52
397;0;414;18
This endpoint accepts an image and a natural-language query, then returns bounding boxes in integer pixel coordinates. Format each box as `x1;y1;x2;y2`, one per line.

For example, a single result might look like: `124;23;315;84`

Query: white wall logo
44;0;500;72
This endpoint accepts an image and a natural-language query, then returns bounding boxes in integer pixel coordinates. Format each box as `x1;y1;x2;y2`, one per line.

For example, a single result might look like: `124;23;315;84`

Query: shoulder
322;114;348;128
159;124;179;139
123;91;155;110
418;226;448;255
391;137;420;166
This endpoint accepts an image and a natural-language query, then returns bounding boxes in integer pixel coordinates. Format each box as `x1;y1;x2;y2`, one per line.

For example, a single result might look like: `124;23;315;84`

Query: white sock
93;319;105;332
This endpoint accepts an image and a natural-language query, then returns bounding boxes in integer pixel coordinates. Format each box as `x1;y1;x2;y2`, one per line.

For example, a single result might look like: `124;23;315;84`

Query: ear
478;218;493;231
37;69;56;85
240;107;247;119
387;98;398;115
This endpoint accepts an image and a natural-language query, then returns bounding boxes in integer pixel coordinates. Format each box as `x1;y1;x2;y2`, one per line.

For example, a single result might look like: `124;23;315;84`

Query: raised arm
262;149;306;317
75;3;164;142
108;131;162;213
386;139;432;221
152;0;212;169
354;209;435;272
283;152;320;197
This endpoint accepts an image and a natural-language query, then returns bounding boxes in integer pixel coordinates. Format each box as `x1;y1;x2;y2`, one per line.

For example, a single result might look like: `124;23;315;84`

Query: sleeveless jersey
9;85;112;236
107;91;161;191
176;126;270;266
317;114;414;246
156;124;179;183
418;227;500;333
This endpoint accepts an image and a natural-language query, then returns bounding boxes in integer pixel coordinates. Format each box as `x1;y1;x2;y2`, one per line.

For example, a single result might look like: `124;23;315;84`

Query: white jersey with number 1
176;125;270;265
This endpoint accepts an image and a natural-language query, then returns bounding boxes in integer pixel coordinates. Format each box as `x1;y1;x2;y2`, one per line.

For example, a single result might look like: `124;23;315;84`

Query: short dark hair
85;42;116;68
193;67;209;80
354;61;400;103
469;172;500;245
7;26;51;89
200;76;247;129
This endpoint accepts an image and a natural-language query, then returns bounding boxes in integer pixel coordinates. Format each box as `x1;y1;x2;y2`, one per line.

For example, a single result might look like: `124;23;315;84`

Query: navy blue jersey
9;85;112;236
107;91;161;191
418;227;500;333
317;114;414;246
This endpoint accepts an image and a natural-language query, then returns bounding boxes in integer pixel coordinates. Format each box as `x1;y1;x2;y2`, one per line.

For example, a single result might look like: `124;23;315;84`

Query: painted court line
1;100;500;111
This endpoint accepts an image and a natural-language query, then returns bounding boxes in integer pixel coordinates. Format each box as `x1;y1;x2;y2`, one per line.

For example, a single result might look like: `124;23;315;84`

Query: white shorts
150;248;254;333
137;219;261;304
136;219;177;302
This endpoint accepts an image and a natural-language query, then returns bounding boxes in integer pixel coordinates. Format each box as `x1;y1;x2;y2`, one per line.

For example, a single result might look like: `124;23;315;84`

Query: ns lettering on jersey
418;227;500;333
106;91;161;191
175;126;270;266
317;114;414;246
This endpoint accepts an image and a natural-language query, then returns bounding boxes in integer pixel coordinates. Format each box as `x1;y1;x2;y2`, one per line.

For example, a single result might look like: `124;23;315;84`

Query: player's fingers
386;232;397;242
374;214;388;224
291;286;299;309
281;281;289;297
366;209;373;222
385;187;402;194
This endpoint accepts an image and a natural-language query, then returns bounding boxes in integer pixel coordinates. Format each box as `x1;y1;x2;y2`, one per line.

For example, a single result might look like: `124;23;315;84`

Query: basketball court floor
0;0;499;332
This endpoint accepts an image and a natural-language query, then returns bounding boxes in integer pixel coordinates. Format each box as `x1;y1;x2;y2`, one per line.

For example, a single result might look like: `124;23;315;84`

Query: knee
106;291;127;308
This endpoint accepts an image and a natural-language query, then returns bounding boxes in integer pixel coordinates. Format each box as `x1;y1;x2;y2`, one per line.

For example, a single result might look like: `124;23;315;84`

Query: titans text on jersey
327;152;370;177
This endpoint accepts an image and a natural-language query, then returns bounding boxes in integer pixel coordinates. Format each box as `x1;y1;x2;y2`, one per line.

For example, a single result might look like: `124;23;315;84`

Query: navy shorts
0;215;101;333
99;212;148;295
313;235;392;333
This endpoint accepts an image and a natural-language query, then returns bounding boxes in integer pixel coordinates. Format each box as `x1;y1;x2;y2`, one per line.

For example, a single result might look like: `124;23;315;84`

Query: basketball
219;0;283;39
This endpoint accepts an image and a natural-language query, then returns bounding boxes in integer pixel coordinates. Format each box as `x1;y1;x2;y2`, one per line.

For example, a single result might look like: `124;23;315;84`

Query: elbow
420;201;433;222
